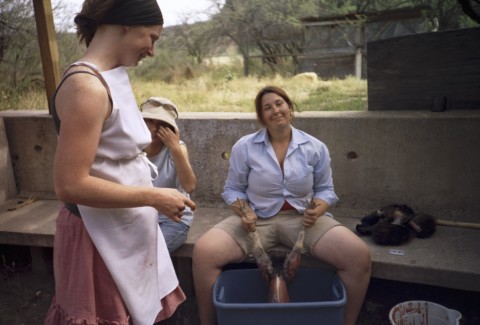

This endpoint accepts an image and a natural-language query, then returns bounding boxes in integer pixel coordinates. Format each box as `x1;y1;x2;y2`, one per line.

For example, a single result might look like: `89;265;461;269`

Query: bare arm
53;73;195;220
158;126;197;193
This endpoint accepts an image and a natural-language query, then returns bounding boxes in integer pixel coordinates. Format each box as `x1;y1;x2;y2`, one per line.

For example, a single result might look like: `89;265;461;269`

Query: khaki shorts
214;210;342;257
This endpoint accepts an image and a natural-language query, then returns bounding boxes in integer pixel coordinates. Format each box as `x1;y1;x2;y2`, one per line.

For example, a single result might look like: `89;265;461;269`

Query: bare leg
312;226;371;325
192;228;245;325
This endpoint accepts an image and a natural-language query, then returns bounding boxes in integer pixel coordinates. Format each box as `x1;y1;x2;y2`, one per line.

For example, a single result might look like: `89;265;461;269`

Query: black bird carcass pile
355;204;437;245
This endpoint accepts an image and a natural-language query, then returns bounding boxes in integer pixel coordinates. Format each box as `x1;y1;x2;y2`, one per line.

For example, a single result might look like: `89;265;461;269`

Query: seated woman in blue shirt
192;86;371;325
141;97;196;253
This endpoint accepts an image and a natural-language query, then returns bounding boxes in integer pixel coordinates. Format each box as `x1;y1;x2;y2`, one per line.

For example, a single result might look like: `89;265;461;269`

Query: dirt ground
1;245;479;325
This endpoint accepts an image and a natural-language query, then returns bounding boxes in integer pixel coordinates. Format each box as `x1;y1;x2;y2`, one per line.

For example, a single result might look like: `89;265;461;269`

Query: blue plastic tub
213;268;346;325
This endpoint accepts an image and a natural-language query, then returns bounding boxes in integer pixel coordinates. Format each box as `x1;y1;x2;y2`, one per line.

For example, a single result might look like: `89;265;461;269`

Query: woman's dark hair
74;0;115;46
74;0;164;47
254;86;296;125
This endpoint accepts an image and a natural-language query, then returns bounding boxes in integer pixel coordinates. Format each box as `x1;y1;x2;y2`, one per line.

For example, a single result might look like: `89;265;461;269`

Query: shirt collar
253;126;310;147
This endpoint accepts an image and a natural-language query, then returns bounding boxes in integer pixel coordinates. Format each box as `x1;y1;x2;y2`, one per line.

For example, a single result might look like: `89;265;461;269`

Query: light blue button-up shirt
222;127;339;218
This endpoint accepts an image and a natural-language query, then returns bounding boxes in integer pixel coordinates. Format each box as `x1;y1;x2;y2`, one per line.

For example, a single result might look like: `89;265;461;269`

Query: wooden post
355;24;365;79
32;0;61;108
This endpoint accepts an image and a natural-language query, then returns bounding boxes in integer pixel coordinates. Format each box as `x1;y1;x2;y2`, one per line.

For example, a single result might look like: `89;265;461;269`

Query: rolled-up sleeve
222;139;249;205
312;144;338;206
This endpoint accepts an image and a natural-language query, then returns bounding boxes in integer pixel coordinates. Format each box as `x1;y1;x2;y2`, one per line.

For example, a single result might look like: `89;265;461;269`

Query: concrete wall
0;118;17;203
2;112;57;200
1;110;479;222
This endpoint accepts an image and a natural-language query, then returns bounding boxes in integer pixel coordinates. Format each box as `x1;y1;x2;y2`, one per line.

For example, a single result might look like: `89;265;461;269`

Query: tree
0;0;41;91
172;20;215;65
209;0;316;76
205;0;475;77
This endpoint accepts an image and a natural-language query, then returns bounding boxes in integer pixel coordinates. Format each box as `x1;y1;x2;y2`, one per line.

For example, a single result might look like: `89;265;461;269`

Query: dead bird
356;204;436;245
237;199;308;303
408;212;437;238
236;199;273;283
282;198;316;281
268;248;291;303
282;229;305;282
250;230;273;283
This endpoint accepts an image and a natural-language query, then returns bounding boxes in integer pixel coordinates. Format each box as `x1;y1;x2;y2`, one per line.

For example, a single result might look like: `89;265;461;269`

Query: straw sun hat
140;97;179;130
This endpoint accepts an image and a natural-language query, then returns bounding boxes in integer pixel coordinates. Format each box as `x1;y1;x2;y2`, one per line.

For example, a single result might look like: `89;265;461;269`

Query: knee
192;233;215;262
353;241;372;275
192;230;230;268
335;238;371;276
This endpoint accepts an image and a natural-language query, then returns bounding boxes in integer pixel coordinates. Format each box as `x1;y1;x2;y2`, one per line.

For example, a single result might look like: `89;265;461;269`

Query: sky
53;0;215;28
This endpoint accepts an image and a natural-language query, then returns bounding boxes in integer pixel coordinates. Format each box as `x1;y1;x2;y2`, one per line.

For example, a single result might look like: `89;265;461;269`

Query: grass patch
131;73;367;112
1;73;367;112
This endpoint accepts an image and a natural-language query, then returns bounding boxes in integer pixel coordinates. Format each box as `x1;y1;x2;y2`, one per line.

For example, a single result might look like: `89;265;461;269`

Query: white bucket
389;300;462;325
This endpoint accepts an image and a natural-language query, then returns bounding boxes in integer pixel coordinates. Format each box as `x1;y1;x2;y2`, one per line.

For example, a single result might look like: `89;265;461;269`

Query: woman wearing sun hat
141;97;197;252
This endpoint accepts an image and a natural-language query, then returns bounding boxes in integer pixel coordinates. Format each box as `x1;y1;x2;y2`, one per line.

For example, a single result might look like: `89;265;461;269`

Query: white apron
73;62;178;325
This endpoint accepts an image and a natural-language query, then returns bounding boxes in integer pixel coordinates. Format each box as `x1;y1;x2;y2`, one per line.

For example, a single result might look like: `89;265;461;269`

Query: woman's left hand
303;199;328;228
303;206;321;227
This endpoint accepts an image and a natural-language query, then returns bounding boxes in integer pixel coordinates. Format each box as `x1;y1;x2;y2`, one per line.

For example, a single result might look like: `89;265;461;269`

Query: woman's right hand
151;188;196;223
231;199;257;232
241;211;257;232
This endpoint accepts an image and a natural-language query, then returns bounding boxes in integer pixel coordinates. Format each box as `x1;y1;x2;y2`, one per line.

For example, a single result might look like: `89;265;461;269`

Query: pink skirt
44;206;185;325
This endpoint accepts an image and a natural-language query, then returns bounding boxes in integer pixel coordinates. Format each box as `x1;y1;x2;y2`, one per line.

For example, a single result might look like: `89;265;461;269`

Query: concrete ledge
1;200;479;292
0;199;59;247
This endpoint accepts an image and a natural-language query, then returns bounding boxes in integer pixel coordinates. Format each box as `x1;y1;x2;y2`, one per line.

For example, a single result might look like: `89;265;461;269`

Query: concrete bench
1;200;479;292
1;111;479;293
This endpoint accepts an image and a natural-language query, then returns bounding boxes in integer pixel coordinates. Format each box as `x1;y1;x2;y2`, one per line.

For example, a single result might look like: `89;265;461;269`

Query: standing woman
192;86;371;325
45;1;195;324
